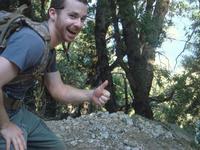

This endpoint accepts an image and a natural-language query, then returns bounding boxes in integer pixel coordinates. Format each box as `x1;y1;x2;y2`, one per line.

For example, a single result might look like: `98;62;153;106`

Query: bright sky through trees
156;15;192;73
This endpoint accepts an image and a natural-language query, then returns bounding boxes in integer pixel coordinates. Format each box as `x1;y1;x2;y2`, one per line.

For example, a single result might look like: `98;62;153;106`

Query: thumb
99;80;109;89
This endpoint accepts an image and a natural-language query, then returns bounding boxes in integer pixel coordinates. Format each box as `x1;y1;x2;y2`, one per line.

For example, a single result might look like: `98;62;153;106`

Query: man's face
54;0;88;43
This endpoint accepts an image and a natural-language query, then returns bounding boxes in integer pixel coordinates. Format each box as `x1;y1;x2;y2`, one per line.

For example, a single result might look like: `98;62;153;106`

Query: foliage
151;68;200;130
112;69;133;108
151;65;172;96
177;0;200;128
147;0;199;134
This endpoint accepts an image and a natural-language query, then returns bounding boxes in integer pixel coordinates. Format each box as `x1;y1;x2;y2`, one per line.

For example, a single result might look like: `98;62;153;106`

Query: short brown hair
50;0;88;9
48;0;88;18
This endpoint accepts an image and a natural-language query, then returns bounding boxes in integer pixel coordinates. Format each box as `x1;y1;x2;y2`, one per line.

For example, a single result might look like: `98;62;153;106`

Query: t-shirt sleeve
1;27;45;72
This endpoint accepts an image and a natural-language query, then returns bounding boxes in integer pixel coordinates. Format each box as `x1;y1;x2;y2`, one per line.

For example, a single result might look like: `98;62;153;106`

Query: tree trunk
116;0;170;119
95;0;117;112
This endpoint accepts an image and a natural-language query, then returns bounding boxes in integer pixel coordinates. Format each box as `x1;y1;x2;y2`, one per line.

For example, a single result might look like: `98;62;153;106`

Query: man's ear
48;8;57;21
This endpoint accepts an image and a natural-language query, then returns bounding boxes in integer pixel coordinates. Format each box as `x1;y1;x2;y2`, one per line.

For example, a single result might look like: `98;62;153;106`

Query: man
0;0;110;149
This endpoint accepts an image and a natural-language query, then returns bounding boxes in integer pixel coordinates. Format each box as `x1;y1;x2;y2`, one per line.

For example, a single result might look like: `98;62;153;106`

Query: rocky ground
46;111;198;150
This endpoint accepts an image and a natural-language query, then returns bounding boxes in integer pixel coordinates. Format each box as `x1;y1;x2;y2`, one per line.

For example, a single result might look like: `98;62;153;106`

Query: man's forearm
53;85;93;104
0;89;10;129
45;72;110;106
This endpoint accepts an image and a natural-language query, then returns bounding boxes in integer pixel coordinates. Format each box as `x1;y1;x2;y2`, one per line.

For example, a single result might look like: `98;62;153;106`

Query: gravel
46;111;197;150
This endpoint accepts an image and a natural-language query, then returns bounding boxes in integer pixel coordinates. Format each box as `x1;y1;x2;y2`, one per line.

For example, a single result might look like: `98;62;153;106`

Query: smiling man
0;0;110;150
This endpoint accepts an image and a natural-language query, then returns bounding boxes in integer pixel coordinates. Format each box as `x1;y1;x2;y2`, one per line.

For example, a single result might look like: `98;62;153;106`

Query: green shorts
0;106;66;150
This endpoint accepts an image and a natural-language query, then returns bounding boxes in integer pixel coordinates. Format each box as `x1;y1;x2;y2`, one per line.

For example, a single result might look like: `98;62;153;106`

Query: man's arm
0;56;18;128
0;56;26;150
44;71;110;105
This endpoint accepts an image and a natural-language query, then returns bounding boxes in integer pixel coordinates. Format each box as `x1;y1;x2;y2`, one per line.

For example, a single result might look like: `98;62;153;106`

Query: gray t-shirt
0;26;57;101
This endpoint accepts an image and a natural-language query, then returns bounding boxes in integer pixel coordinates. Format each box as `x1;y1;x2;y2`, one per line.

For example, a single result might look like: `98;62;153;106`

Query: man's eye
69;14;77;19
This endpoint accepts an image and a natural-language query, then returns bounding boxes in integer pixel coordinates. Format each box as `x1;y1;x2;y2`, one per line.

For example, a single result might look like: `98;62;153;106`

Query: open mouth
67;29;76;35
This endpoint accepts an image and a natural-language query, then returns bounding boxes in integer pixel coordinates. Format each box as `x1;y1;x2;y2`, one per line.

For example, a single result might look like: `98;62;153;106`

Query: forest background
0;0;199;135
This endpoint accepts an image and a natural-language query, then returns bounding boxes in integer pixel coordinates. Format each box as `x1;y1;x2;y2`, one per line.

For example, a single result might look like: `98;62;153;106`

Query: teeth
67;29;75;34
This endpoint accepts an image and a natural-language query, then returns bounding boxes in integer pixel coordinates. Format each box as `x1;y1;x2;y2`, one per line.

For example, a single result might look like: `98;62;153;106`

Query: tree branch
174;29;196;70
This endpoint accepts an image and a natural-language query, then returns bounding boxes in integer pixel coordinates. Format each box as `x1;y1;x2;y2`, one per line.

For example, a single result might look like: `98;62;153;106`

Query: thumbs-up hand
92;80;110;106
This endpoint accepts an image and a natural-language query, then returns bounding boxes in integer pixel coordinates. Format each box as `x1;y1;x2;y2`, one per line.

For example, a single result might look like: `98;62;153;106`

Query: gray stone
46;112;198;150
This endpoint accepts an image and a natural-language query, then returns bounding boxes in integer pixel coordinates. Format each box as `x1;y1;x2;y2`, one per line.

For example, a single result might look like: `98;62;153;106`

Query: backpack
0;4;51;82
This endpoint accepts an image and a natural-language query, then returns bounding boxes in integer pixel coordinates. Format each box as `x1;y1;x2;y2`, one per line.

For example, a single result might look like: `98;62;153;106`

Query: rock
46;111;198;150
